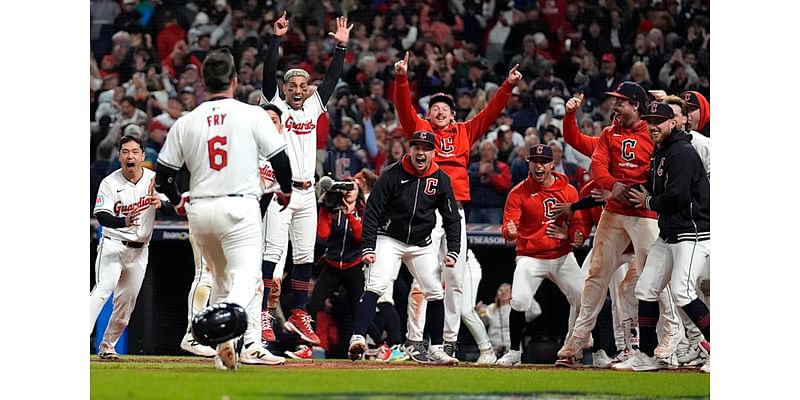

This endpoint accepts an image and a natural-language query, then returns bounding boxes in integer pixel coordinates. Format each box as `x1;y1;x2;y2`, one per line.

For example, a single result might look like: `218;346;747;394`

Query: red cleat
285;308;321;345
284;345;313;360
261;310;276;342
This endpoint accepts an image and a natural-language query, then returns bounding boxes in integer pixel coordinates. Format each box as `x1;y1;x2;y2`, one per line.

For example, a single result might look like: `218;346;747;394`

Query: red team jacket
561;110;599;157
394;74;514;201
502;172;587;259
590;118;657;219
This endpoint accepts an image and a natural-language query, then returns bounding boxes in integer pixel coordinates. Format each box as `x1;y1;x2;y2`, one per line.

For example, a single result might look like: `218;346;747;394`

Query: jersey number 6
208;136;228;171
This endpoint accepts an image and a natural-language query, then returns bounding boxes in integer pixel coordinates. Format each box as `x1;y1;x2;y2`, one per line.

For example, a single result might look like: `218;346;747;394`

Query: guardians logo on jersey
114;196;150;216
285;116;316;135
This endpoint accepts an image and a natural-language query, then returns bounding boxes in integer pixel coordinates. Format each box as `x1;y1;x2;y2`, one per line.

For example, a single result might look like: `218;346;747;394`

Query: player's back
162;98;285;198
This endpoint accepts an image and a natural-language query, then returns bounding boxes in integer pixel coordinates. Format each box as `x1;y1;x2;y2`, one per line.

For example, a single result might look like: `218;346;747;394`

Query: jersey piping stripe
684;238;699;305
157;158;181;171
263;143;288;162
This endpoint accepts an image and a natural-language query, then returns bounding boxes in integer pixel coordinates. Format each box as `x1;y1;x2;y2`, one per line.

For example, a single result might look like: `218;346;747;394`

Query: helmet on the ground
191;302;247;346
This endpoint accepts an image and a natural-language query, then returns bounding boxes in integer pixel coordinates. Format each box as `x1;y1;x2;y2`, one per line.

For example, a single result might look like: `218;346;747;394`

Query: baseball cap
148;120;168;132
641;102;675;122
604;81;648;105
680;91;701;110
124;124;144;137
410;130;436;149
429;92;455;111
527;144;553;162
601;53;616;63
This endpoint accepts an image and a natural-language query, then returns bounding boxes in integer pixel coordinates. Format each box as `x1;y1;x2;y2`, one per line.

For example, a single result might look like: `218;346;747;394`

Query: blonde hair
283;68;310;83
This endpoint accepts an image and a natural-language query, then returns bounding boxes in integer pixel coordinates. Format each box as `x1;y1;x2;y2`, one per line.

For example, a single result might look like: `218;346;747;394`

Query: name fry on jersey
114;196;150;216
206;114;227;126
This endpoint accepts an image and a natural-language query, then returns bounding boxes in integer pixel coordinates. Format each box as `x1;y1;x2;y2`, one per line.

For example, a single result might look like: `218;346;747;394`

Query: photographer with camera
305;176;367;358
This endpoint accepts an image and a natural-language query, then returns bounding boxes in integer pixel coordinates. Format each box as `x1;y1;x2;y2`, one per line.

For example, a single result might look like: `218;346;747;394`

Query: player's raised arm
317;16;352;105
262;11;288;102
464;64;520;144
561;93;599;157
394;52;424;137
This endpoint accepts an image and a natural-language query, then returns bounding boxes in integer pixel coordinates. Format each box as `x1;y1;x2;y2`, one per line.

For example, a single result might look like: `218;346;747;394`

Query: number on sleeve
208;136;228;171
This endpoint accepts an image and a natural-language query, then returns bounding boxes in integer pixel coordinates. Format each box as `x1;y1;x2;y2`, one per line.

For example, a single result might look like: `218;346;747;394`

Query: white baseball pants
186;233;213;328
460;250;492;350
364;236;444;302
89;238;148;350
635;238;711;307
263;187;317;265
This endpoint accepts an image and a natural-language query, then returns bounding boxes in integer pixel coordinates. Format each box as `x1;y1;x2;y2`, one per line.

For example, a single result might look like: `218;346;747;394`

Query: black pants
307;262;365;326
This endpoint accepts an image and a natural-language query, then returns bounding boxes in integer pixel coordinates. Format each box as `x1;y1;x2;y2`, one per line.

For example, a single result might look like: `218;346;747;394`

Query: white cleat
348;335;367;361
611;351;640;371
592;349;613;368
495;349;522;367
654;329;682;359
427;345;458;365
628;352;661;372
557;334;590;358
476;348;498;365
180;332;216;357
240;341;285;365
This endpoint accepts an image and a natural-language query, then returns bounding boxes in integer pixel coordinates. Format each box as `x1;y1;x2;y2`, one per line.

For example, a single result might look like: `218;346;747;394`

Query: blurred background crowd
90;0;710;224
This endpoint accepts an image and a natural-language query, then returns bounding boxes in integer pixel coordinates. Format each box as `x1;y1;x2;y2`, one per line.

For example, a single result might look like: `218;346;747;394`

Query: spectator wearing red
468;141;513;224
156;10;186;62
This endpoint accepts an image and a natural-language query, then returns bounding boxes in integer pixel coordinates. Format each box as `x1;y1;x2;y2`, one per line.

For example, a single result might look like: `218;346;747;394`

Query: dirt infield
90;356;705;373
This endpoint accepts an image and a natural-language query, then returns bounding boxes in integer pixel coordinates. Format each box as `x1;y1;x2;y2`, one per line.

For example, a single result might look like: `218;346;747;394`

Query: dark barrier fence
90;220;615;363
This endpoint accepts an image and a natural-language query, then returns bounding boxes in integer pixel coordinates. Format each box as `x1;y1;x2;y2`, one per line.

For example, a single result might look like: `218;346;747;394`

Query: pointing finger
404;51;409;64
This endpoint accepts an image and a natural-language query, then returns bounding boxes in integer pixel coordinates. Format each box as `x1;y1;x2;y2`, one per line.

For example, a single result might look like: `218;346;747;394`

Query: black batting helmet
191;302;248;346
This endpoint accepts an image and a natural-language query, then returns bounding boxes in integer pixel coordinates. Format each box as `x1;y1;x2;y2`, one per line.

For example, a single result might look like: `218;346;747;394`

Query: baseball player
394;51;523;360
681;91;710;137
557;82;661;361
257;13;352;345
557;92;683;367
91;135;169;360
622;102;711;372
155;49;292;370
495;144;589;367
348;131;461;365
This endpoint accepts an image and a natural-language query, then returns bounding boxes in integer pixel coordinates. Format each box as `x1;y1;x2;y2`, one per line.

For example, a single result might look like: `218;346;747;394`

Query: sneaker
284;344;313;360
555;356;584;369
629;352;661;372
657;352;679;370
676;342;701;365
611;351;640;371
610;348;634;364
285;308;321;345
496;349;522;367
215;339;239;370
98;343;120;360
700;356;710;373
557;333;590;358
261;311;276;342
476;348;497;365
592;349;612;368
348;335;367;361
654;329;682;359
403;340;432;364
240;341;285;365
376;344;392;362
699;340;710;356
428;345;459;365
180;332;216;357
387;344;409;362
443;341;458;358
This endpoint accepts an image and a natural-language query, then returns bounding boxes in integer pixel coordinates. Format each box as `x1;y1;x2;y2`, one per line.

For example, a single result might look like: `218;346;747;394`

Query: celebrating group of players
91;14;710;372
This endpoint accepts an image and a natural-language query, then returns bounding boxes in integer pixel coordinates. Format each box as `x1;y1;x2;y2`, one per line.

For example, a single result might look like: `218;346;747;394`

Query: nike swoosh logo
401;179;410;184
116;189;125;192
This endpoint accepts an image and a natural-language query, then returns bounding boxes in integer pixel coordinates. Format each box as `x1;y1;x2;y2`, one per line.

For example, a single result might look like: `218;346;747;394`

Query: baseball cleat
610;348;635;365
376;344;392;362
403;340;432;364
476;348;497;365
98;343;121;360
428;345;459;365
611;351;641;371
700;356;710;373
496;349;522;367
180;332;216;357
285;308;321;345
348;335;367;361
592;349;612;368
240;341;285;365
443;341;458;359
387;344;410;362
557;333;589;358
215;339;239;370
284;345;313;360
654;328;682;359
628;352;661;372
555;356;584;369
261;310;276;342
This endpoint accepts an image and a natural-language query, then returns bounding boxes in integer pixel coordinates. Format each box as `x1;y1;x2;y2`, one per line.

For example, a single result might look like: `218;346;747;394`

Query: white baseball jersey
158;98;287;198
93;168;159;243
688;130;710;178
267;91;326;182
259;158;281;195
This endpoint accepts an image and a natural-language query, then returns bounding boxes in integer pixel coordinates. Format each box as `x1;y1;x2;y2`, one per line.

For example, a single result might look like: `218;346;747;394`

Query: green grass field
90;357;709;399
